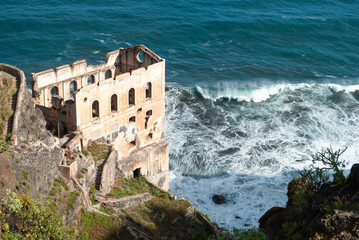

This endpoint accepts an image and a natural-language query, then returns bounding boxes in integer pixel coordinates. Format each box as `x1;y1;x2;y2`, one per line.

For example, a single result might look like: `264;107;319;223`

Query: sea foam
166;82;359;229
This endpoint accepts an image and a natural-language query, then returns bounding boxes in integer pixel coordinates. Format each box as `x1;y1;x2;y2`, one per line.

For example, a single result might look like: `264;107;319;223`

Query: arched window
51;86;59;98
88;75;95;85
92;100;99;118
111;94;118;112
69;81;77;98
146;82;152;99
129;88;135;106
105;70;112;79
137;52;144;63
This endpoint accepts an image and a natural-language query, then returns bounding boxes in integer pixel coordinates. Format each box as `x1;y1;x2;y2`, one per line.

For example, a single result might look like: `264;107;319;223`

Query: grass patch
145;196;190;218
107;176;169;198
100;207;113;215
86;142;111;164
77;210;133;240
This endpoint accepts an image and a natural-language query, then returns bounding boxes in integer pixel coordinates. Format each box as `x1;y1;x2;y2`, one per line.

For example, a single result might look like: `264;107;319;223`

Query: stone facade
31;45;169;190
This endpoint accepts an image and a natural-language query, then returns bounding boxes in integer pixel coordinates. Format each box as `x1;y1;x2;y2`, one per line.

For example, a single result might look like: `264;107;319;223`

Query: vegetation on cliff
0;190;74;240
0;76;17;138
80;176;225;239
260;147;359;240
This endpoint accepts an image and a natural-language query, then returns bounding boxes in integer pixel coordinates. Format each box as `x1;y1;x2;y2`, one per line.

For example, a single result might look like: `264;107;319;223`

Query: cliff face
259;164;359;240
8;88;62;199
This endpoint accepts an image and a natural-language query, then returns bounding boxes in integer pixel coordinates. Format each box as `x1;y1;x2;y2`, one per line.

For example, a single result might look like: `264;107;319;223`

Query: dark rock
287;177;308;207
259;206;287;240
259;205;285;227
348;164;359;192
212;195;226;204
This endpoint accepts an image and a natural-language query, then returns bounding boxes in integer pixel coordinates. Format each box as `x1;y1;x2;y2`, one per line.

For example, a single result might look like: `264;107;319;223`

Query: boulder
259;206;287;240
212;195;226;204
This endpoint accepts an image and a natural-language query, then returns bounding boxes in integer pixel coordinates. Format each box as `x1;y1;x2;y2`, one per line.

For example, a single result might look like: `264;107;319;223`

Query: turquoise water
1;0;359;229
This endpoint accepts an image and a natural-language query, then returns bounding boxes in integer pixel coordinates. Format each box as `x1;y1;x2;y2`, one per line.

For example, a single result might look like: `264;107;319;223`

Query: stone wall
31;50;119;107
74;60;165;156
116;140;169;191
101;193;153;211
99;150;117;195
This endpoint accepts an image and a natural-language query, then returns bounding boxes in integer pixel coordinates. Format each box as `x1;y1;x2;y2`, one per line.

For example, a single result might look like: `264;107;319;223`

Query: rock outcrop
15;89;54;146
4;87;63;199
259;164;359;240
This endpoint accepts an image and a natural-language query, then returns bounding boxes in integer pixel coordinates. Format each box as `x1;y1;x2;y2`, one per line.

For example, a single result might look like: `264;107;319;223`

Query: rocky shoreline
260;164;359;240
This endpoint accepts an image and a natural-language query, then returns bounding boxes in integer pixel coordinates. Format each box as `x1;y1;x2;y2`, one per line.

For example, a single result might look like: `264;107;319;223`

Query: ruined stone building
31;45;169;190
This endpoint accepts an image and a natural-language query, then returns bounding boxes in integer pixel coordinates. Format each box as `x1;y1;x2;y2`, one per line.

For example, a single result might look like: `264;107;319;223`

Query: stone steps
95;160;106;190
6;76;19;137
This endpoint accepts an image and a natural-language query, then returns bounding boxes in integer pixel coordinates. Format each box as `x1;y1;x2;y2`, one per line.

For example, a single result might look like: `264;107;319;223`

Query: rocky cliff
260;164;359;240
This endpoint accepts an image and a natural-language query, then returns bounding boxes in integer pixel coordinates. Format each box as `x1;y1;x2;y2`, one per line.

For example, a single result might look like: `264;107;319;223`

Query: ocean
1;0;359;229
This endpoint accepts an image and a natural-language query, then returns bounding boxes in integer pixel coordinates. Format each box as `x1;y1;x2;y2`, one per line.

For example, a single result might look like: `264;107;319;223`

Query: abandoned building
31;45;169;191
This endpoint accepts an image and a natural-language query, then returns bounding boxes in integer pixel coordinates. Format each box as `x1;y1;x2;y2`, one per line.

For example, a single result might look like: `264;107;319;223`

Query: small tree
300;146;347;192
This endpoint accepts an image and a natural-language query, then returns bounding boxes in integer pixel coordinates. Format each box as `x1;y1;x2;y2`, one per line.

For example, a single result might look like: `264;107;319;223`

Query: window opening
129;116;136;123
51;86;59;97
145;110;152;129
111;94;118;112
137;52;144;63
88;75;95;85
92;100;99;118
69;81;77;98
130;140;136;148
129;88;135;105
105;70;112;79
146;82;152;99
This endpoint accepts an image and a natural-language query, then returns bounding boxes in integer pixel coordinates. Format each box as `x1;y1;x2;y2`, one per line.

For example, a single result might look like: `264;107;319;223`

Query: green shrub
282;221;306;240
300;147;347;192
0;190;73;240
66;191;80;211
21;168;28;180
232;228;268;240
0;136;13;154
322;196;350;214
